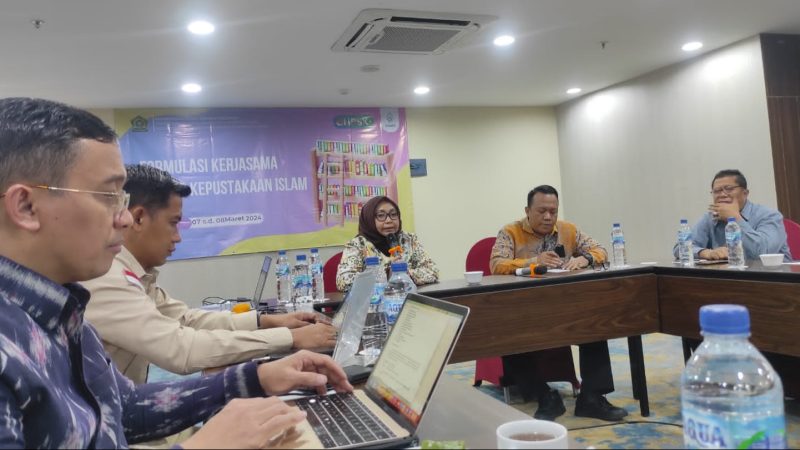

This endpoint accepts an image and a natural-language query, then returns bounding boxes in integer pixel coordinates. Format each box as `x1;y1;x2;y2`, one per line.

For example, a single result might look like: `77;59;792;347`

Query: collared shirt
0;255;265;448
81;247;292;385
336;231;439;292
490;218;608;274
677;201;792;261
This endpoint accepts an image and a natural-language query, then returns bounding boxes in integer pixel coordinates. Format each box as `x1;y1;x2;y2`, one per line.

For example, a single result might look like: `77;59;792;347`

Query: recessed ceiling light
181;83;202;94
413;86;430;95
493;35;515;47
187;20;215;35
566;87;582;95
682;41;703;52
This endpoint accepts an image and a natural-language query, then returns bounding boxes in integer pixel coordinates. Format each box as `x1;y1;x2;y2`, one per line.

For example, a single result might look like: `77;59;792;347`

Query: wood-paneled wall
761;34;800;223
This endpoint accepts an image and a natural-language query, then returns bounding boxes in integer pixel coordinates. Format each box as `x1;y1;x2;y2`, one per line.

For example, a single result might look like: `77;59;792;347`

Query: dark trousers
502;341;615;400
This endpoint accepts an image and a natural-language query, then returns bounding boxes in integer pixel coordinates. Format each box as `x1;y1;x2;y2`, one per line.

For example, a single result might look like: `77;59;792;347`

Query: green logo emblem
334;114;375;129
130;115;149;132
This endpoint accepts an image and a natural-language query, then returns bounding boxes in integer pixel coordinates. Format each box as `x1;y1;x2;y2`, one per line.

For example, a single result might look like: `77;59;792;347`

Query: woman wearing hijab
335;196;439;291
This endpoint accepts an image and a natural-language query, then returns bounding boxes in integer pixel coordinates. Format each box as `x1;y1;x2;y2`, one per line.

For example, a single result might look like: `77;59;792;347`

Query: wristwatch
582;253;594;268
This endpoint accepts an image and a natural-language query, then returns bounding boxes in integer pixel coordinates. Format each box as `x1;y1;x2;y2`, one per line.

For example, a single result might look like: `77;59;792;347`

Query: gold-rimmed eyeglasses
710;185;741;196
0;184;130;220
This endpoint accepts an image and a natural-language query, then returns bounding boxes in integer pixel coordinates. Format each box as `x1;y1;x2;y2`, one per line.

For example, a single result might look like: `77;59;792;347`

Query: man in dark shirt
0;97;352;448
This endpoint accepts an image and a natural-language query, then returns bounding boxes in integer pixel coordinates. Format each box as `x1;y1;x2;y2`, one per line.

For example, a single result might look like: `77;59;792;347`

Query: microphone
515;264;548;277
387;233;403;257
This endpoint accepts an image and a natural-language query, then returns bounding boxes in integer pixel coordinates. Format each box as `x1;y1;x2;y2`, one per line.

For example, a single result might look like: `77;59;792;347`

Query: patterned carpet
445;333;800;448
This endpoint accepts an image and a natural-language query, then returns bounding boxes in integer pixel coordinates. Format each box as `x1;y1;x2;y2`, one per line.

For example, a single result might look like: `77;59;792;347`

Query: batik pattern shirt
0;256;265;448
490;218;608;274
336;231;439;291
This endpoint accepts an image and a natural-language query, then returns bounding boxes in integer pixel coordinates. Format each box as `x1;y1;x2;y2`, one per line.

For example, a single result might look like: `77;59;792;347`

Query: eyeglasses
710;185;741;196
592;261;610;272
375;211;399;222
0;185;130;220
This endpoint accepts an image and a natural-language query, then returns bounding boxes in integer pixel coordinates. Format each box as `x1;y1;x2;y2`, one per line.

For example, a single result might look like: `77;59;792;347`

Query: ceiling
2;0;800;108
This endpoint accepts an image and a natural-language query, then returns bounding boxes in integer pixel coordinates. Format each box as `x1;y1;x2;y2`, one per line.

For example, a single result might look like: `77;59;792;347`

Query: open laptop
276;293;470;449
251;254;272;306
331;271;375;369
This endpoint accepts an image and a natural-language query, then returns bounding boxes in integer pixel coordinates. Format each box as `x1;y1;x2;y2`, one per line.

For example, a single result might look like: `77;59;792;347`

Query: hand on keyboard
181;397;305;449
256;350;354;396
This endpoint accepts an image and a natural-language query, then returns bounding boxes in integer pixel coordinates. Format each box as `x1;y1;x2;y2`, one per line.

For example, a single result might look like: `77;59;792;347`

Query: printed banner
115;108;411;260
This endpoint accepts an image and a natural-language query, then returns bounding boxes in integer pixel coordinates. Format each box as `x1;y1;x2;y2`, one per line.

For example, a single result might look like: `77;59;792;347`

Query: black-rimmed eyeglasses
710;185;741;196
375;211;399;222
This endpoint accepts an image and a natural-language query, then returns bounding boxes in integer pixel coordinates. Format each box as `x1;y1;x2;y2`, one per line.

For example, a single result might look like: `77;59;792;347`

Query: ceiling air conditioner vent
332;9;497;55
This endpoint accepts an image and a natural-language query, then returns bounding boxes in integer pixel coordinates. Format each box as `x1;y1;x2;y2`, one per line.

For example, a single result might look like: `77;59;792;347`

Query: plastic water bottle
276;250;292;305
678;219;695;267
726;218;745;269
610;223;627;268
362;257;387;358
681;304;786;449
292;254;312;309
309;248;325;301
384;262;417;327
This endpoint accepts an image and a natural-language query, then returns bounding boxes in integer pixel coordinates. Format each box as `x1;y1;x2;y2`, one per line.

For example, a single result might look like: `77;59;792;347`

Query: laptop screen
332;271;375;366
252;255;272;303
365;294;468;427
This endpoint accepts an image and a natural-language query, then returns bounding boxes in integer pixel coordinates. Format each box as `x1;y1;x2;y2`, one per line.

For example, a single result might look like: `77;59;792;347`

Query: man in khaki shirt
83;164;336;384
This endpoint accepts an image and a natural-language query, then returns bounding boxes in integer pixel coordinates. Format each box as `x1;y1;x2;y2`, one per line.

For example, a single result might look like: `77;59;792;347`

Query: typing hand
261;311;318;329
537;251;563;269
181;397;305;449
257;350;354;396
290;323;337;350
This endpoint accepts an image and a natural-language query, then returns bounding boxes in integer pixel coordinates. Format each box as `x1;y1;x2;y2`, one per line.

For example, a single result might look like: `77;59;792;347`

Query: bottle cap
365;256;380;266
728;217;736;223
613;223;620;227
278;250;286;255
310;248;319;253
391;261;408;272
680;219;688;224
296;254;306;261
700;304;750;334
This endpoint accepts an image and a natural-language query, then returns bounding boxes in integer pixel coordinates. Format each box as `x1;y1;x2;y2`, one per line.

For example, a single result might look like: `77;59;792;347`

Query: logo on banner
130;116;149;132
334;114;375;129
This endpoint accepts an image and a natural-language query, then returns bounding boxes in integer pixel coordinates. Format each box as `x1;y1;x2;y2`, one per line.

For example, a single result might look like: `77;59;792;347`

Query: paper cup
496;419;568;449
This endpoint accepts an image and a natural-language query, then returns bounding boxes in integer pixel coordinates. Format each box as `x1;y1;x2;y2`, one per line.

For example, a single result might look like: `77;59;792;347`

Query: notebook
276;293;470;449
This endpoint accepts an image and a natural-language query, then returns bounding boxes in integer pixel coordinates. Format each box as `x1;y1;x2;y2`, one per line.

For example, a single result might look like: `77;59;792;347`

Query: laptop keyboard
294;392;397;448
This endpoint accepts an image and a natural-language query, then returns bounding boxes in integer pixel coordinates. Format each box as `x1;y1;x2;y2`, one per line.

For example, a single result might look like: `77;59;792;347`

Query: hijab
358;196;403;256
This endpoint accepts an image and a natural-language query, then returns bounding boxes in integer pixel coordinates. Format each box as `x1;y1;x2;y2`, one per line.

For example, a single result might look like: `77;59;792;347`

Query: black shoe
574;393;629;421
533;389;566;421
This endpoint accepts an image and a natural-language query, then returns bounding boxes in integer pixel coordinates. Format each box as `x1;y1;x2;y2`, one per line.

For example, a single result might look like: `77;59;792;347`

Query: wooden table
317;261;800;418
656;261;800;357
417;266;659;417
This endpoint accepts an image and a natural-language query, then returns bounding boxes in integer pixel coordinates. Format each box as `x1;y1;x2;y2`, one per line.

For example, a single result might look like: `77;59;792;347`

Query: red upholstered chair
467;237;580;402
784;218;800;260
778;218;800;398
323;251;343;293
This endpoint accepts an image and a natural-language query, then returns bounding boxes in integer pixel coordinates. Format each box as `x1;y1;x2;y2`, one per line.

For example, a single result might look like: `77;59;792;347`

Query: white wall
556;36;775;262
102;107;561;306
406;107;561;281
